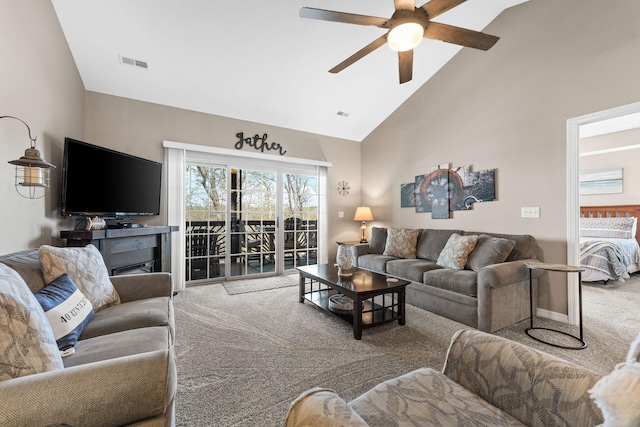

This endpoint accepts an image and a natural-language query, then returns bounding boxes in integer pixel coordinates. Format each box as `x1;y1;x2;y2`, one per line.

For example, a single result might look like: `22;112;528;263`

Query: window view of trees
184;164;318;281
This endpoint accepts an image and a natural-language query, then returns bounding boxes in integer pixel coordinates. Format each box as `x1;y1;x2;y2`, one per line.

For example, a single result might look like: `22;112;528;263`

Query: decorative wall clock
337;181;350;196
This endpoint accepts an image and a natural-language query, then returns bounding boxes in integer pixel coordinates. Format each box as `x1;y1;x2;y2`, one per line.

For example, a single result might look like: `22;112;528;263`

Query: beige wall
360;0;640;314
580;128;640;206
0;0;84;253
83;92;361;262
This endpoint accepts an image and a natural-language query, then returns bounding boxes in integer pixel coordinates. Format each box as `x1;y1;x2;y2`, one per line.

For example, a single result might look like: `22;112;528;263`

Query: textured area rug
222;274;298;295
173;273;640;426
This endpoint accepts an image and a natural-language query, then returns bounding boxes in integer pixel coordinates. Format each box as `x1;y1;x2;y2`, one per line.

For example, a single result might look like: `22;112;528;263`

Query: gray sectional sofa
0;248;176;427
355;227;542;332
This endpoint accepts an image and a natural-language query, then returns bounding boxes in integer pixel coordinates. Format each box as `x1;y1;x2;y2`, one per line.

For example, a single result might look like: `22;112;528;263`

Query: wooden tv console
60;226;178;276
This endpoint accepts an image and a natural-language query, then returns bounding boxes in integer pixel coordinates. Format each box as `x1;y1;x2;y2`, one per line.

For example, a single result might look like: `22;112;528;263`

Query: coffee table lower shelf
303;287;401;330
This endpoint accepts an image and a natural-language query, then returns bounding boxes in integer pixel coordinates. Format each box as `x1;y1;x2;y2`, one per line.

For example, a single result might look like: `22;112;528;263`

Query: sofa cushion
386;259;441;283
64;326;171;368
349;368;525;427
423;268;478;297
465;234;517;272
0;264;63;381
34;273;95;354
80;296;173;340
368;227;387;254
39;244;121;311
437;234;479;270
416;229;463;261
383;228;420;259
357;254;396;274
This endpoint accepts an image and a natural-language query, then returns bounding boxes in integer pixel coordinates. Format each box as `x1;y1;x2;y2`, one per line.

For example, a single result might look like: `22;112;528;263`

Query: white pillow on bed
580;217;637;239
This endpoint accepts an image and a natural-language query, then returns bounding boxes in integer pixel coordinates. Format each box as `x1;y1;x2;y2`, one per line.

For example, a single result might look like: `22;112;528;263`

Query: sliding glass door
184;163;319;284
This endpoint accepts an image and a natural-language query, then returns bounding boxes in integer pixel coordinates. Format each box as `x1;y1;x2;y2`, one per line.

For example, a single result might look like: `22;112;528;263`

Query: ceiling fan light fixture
388;22;424;52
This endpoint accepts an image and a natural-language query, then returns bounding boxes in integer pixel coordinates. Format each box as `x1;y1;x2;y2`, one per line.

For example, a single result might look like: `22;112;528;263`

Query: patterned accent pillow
437;233;479;270
0;263;63;381
34;273;95;355
383;228;420;259
38;244;120;312
580;217;636;239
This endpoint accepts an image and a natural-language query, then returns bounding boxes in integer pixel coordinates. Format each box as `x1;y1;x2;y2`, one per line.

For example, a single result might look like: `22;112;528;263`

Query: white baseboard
535;307;569;324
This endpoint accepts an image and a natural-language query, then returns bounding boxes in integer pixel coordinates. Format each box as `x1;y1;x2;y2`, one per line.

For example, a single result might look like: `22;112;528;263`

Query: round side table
524;262;587;350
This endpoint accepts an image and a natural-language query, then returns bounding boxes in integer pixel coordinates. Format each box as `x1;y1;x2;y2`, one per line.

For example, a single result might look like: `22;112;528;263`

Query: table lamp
353;206;374;243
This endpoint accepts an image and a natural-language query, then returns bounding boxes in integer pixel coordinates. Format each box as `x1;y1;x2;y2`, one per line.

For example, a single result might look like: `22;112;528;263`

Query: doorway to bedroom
567;101;640;325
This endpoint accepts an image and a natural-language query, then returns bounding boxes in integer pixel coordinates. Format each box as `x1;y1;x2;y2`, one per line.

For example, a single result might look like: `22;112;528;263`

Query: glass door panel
282;173;318;270
229;168;277;277
185;164;226;282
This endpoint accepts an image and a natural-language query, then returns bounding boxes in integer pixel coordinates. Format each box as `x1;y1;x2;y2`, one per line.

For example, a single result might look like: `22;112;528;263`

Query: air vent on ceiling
120;55;148;69
336;111;350;117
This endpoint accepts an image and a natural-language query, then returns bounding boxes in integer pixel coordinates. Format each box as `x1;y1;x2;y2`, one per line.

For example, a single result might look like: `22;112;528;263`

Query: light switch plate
521;207;540;218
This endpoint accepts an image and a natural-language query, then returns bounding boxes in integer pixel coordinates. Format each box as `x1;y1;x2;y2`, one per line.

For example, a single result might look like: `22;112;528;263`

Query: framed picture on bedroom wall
579;167;623;195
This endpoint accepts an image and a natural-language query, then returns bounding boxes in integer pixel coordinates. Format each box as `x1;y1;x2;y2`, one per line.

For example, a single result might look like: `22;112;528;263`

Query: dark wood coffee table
297;264;410;340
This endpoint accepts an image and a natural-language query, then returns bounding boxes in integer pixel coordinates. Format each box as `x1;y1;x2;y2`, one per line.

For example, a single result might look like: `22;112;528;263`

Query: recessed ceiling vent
337;111;350;117
119;55;148;69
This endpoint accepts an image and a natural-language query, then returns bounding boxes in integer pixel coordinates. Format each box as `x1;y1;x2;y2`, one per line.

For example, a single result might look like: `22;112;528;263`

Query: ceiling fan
300;0;500;84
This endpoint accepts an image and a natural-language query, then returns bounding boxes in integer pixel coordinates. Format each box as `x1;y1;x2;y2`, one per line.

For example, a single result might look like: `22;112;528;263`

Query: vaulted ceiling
52;0;528;142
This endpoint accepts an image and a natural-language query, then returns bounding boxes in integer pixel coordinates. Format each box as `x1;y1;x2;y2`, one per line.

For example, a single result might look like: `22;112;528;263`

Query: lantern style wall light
353;206;374;243
1;116;55;199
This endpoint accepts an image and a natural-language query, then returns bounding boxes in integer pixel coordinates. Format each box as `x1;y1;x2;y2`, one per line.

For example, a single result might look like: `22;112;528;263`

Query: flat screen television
61;137;162;218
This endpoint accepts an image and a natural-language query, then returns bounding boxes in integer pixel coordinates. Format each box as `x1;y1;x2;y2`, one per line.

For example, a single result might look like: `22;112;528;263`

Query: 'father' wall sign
234;132;287;156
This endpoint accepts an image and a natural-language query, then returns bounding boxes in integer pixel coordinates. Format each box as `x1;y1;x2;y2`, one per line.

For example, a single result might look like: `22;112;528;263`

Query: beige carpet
173;273;640;426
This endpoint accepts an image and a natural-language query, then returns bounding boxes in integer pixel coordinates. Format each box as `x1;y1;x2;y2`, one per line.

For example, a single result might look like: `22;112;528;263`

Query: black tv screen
61;138;162;217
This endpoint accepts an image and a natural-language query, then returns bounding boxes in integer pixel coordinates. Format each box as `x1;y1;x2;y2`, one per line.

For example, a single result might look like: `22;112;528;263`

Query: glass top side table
524;261;587;350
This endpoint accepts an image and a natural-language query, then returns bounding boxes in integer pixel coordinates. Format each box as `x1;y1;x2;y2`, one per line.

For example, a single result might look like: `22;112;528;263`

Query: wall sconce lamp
353;206;374;243
1;115;55;199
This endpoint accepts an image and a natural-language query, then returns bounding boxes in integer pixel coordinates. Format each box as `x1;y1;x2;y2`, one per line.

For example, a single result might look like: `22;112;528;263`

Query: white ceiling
51;0;528;142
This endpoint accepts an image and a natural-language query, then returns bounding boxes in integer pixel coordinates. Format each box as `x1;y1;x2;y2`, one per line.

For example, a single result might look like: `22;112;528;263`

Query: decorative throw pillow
580;217;636;239
383;228;420;259
34;273;95;355
437;233;479;270
368;227;387;254
38;244;120;311
589;333;640;427
465;234;517;272
0;263;63;381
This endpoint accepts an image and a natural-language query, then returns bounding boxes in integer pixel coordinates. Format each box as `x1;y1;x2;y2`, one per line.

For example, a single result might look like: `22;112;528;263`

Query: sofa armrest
477;258;543;289
110;272;173;302
285;388;369;427
443;329;603;426
0;349;176;427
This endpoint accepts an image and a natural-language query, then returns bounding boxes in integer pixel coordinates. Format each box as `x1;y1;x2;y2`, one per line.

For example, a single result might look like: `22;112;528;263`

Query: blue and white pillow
34;273;94;355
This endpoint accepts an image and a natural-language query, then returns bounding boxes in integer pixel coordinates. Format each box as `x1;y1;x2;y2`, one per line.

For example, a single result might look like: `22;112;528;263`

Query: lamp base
360;239;368;243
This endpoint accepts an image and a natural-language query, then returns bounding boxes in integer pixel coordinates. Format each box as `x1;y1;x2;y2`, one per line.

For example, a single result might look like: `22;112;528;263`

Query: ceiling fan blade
424;22;499;50
398;50;413;84
395;0;416;11
419;0;467;19
300;7;389;28
329;35;388;74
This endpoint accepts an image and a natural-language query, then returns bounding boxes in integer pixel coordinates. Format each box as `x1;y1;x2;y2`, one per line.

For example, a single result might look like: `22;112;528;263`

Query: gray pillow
368;227;387;254
416;229;462;261
465;234;517;272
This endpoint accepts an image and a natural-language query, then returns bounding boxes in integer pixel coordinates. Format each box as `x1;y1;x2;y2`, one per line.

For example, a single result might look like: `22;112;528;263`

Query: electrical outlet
338;211;344;218
521;207;540;218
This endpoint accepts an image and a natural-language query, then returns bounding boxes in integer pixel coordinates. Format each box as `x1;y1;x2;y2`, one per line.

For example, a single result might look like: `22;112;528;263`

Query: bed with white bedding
579;209;640;282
